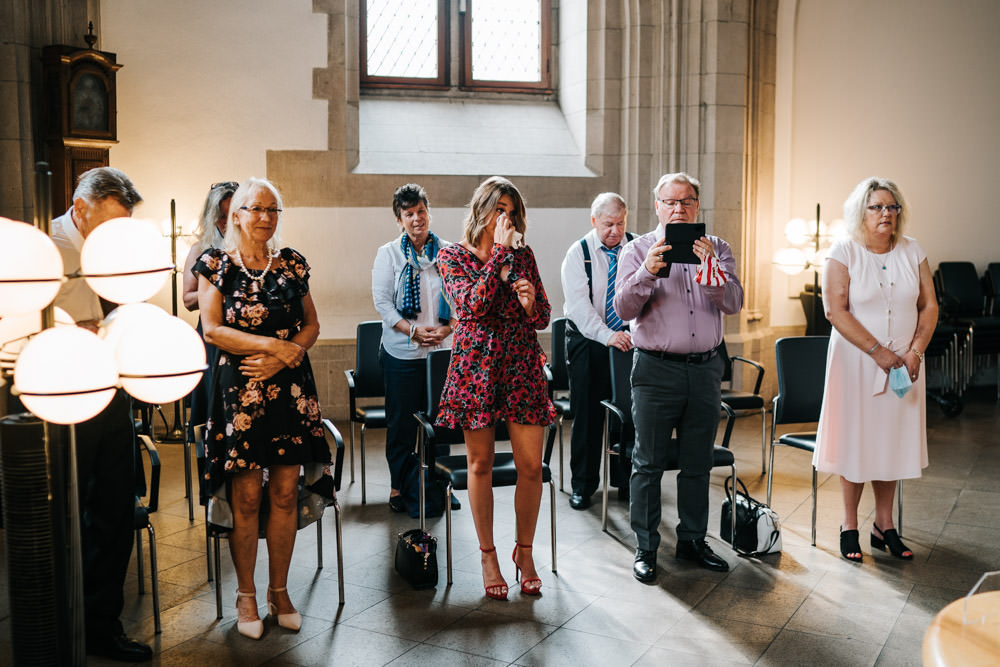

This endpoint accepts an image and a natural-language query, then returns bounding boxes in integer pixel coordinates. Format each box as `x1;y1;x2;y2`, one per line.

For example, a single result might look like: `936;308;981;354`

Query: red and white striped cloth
695;255;727;286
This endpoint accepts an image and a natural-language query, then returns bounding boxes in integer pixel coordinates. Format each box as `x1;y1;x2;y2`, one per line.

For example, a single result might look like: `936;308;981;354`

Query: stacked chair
935;262;1000;400
718;340;767;474
545;317;572;491
343;320;387;504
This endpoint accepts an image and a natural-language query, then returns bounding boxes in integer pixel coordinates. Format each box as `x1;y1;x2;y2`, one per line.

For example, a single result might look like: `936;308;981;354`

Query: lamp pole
812;203;820;335
161;198;186;442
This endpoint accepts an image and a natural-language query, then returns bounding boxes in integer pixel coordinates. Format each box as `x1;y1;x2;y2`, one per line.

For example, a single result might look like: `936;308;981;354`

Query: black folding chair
546;317;572;492
343;320;387;504
719;339;767;474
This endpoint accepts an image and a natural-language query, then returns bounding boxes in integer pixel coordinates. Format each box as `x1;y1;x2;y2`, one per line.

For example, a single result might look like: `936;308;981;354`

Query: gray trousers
629;350;723;550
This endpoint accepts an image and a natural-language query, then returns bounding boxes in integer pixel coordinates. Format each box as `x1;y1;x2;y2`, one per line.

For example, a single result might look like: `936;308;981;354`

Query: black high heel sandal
840;528;863;563
871;523;913;560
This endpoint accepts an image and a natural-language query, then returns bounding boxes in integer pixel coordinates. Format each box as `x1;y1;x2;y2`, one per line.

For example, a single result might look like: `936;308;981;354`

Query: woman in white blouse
371;184;454;512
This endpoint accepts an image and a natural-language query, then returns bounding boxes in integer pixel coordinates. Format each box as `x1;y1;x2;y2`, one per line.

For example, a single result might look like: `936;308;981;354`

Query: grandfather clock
42;26;122;214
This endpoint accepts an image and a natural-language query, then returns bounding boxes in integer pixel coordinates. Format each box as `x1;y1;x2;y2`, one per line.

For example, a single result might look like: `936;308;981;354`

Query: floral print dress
435;243;556;430
194;248;333;501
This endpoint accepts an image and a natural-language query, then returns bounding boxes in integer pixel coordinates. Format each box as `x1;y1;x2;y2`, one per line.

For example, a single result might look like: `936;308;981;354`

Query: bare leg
265;465;301;613
840;476;864;559
871;479;911;556
464;428;506;595
230;470;264;622
509;422;544;586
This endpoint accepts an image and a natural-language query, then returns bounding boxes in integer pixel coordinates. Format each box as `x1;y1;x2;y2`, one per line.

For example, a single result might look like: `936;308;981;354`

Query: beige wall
771;0;1000;327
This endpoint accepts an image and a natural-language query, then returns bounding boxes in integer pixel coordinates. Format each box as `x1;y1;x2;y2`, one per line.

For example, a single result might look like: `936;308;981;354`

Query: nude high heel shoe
267;586;302;632
235;590;263;639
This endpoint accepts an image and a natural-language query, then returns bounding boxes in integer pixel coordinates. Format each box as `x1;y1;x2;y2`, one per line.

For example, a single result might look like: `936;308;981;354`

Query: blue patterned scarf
397;232;451;323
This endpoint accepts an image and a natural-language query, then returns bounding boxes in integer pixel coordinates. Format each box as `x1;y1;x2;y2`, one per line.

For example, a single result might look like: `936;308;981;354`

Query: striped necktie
602;246;623;331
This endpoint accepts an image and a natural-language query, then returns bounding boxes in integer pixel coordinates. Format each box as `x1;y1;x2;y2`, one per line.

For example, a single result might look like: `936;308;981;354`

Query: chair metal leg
213;535;223;619
316;518;324;570
549;479;557;573
147;524;161;634
205;507;213;582
601;410;611;532
445;484;454;585
183;438;194;522
335;499;345;606
810;466;817;547
136;529;145;594
759;407;767;475
897;479;903;535
730;464;737;552
348;421;356;483
359;424;368;505
766;441;776;506
557;415;565;492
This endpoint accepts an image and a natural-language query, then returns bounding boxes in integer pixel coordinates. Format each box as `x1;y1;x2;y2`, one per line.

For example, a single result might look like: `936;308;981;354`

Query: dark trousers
566;325;632;496
629;351;722;550
381;349;426;491
73;390;136;641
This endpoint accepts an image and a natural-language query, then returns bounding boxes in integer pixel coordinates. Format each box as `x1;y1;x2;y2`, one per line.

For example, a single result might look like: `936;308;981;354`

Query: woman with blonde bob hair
195;176;333;639
813;176;936;563
435;176;556;600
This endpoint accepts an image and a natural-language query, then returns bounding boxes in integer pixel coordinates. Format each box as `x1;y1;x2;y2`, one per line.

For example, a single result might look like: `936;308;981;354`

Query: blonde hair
463;176;527;245
194;181;237;252
222;177;283;253
843;177;908;244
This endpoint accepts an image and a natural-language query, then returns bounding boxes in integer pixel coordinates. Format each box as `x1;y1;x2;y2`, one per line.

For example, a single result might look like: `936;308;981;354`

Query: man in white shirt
51;167;152;662
559;193;634;510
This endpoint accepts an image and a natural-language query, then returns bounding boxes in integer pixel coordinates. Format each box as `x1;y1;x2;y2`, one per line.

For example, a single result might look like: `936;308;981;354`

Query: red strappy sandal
480;546;509;600
512;543;542;596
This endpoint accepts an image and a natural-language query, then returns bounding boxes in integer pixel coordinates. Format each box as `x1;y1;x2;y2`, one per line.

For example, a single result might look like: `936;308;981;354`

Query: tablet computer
657;223;705;276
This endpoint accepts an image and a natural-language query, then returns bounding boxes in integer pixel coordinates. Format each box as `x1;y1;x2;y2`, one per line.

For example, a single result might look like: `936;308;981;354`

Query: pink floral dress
435;243;556;430
194;248;333;500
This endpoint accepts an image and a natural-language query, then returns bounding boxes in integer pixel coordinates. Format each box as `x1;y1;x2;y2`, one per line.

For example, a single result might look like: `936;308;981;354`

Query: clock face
71;73;109;132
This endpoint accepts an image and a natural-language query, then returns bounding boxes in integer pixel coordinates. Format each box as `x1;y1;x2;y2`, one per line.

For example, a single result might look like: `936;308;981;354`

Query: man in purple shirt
614;172;743;581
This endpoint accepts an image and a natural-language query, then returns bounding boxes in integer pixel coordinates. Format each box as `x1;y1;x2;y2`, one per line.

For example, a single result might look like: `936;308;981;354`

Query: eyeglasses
867;204;901;214
211;181;238;190
239;206;282;217
658;197;698;208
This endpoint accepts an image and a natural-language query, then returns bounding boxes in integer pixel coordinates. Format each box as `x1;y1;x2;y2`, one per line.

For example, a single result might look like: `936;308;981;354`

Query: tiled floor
1;387;998;666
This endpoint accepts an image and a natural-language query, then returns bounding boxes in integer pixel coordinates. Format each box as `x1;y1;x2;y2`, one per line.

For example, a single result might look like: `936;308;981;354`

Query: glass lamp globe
115;313;206;404
773;247;809;275
783;218;812;246
99;302;171;353
13;326;118;424
80;218;172;304
0;218;64;316
0;307;74;362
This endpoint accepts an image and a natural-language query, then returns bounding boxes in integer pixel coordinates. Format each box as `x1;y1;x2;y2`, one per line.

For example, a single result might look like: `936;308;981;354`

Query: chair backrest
986;263;1000;315
608;347;634;426
549;317;570;392
773;336;829;425
353;320;385;398
937;262;986;317
424;347;510;443
719;338;733;383
320;418;346;492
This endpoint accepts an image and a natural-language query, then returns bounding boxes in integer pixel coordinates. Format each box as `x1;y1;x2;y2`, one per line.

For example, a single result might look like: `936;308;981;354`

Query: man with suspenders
559;193;635;510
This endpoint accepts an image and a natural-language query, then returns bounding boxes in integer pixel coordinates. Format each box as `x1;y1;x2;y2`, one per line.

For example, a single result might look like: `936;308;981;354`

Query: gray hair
73;167;142;211
590;192;627;219
222;177;283;253
843;177;908;244
195;181;237;252
652;172;700;200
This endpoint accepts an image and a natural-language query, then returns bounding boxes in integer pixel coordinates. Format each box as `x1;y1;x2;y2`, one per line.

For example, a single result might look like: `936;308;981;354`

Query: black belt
637;347;718;364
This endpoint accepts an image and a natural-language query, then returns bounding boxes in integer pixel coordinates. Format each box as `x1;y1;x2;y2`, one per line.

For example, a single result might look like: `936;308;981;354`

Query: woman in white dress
813;177;937;562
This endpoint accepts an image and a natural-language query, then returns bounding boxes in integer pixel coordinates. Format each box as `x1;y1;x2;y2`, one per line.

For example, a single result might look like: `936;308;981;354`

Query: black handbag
394;528;438;589
721;476;782;556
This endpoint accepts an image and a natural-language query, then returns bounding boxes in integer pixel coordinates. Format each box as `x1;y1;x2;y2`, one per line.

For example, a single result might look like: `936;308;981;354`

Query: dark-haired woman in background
435;176;555;600
371;183;453;512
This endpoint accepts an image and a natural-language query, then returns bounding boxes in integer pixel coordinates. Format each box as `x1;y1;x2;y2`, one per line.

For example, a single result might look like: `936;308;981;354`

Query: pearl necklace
235;249;273;283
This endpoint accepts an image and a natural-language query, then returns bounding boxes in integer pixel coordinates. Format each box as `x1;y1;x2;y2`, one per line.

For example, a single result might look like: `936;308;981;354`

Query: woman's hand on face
272;339;305;368
239;353;285;382
512;278;535;314
493;212;517;248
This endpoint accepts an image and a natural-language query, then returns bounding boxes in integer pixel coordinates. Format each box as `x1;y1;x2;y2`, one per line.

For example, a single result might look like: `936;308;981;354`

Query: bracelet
909;347;925;362
408;323;416;342
867;342;880;355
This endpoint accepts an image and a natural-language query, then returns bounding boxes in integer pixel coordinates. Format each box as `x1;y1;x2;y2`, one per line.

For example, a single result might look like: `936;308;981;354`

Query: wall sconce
772;204;846;334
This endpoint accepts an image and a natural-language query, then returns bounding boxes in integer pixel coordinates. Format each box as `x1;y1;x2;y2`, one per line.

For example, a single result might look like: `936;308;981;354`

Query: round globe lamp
13;327;118;424
80;218;173;304
99;302;171;354
0;307;74;362
115;313;206;404
773;247;809;275
0;218;64;316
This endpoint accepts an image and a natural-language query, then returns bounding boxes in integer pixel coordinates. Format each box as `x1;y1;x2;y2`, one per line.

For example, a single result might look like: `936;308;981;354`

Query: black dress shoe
388;495;405;513
675;539;730;572
87;633;153;662
633;548;657;582
569;493;591;510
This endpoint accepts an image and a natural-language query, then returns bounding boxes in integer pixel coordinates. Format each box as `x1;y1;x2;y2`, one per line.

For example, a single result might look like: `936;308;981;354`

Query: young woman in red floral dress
435;176;556;600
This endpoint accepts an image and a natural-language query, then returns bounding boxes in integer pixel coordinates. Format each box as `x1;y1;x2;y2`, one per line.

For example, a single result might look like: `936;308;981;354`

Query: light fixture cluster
0;216;206;425
772;215;847;276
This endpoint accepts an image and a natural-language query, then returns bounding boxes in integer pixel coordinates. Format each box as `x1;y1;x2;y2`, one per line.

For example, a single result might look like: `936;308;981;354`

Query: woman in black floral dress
195;177;332;639
436;176;555;600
